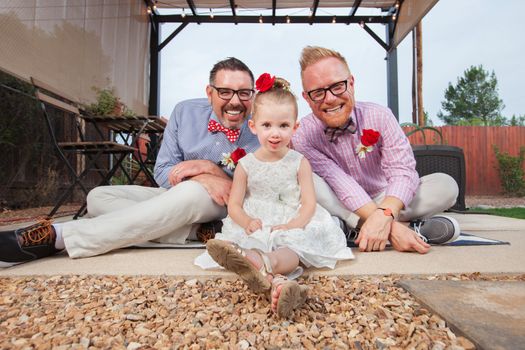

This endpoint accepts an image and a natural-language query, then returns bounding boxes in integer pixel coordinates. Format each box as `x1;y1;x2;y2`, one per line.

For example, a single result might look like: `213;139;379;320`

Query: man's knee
423;172;459;208
86;186;110;217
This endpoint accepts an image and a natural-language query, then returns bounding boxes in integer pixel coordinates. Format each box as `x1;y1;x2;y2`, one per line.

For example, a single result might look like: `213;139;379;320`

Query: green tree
438;65;505;126
508;114;525;126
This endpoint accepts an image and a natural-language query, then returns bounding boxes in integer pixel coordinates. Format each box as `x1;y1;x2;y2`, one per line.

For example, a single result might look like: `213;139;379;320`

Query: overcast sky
158;0;523;125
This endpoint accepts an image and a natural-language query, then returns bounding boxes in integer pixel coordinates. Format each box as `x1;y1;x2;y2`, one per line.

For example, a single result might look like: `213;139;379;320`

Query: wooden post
416;21;424;126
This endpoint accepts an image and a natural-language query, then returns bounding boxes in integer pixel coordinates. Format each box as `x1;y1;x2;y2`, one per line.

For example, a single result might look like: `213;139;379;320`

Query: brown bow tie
208;120;240;143
324;118;357;143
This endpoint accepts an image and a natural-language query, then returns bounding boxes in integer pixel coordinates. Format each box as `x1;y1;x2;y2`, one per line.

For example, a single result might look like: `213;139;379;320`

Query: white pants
62;181;226;258
313;173;459;229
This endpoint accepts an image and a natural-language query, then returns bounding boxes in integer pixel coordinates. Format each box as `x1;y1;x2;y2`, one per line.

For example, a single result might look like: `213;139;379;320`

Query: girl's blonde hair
253;77;298;120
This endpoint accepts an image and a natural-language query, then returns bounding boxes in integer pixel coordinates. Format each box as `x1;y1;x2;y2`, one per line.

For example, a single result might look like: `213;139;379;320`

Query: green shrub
493;145;525;196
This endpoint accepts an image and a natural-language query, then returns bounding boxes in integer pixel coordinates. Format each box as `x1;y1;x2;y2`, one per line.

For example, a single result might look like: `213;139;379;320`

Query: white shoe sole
433;215;461;244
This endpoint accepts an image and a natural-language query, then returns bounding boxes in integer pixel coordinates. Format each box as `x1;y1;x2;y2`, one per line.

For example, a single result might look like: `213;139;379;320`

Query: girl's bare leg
244;247;301;312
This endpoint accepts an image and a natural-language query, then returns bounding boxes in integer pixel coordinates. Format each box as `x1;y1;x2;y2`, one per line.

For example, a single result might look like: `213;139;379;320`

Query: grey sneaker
410;215;460;245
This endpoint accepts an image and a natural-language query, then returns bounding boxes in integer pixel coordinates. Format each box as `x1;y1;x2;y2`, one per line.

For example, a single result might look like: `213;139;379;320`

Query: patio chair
31;78;136;218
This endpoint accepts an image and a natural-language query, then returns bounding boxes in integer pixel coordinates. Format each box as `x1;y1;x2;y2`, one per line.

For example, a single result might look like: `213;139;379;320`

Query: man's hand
389;221;430;254
354;209;392;252
245;219;263;234
168;160;224;186
191;174;232;206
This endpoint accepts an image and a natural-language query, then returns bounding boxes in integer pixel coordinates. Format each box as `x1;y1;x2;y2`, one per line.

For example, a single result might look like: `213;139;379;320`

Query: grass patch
469;207;525;219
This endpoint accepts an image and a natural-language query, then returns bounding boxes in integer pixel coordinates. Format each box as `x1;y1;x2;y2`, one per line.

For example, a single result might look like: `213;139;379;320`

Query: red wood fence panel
403;126;525;195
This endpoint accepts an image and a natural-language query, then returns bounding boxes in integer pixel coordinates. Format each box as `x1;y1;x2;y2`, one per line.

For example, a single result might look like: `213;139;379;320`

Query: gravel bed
465;196;525;208
1;273;523;349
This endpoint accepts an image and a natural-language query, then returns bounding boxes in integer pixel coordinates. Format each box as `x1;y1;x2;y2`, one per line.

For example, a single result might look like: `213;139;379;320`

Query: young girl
194;74;354;318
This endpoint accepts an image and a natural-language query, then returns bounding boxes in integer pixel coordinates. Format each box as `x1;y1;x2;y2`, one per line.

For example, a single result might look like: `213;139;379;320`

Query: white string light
286;15;290;23
332;16;336;24
146;7;152;14
181;8;186;17
210;8;214;18
259;14;263;23
359;21;364;28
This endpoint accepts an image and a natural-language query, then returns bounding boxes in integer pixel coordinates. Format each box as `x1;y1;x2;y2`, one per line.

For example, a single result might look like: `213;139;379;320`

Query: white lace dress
194;150;354;270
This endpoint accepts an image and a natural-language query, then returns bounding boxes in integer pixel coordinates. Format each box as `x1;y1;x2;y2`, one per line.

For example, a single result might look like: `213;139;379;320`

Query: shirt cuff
384;181;418;208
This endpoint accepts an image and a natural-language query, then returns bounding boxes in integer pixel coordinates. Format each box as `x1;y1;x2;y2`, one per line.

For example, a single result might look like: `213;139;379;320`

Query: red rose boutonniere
221;147;247;170
355;129;380;159
255;73;275;92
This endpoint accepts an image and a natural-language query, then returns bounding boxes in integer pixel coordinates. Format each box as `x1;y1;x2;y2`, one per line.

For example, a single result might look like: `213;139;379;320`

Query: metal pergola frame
144;0;406;119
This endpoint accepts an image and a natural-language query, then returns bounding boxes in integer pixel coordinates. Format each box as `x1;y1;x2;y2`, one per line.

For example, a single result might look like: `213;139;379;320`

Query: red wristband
378;207;395;220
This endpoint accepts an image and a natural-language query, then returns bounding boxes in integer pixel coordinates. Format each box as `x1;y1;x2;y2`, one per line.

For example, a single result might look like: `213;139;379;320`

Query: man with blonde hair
293;46;460;253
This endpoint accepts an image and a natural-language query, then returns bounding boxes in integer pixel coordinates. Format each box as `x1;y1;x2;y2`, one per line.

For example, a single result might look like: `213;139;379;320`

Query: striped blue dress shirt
154;98;260;189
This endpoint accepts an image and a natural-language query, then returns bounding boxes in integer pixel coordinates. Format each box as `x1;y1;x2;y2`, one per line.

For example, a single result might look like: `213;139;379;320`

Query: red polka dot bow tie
208;119;240;143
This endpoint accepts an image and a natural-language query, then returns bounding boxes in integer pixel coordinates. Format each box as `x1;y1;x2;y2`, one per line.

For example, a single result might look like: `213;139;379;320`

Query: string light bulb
152;2;157;11
259;14;263;23
181;8;186;17
286;15;290;23
146;7;152;14
210;8;214;18
332;16;336;24
309;8;313;17
359;21;364;28
392;14;397;21
395;2;400;9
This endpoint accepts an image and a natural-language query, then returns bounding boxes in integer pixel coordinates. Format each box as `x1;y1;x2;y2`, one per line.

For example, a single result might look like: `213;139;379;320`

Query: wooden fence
403;126;525;195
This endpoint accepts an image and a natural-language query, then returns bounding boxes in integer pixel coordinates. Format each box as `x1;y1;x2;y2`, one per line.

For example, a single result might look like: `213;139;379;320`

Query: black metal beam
272;0;277;25
229;0;238;24
185;0;197;16
310;0;320;25
148;14;160;116
347;0;362;24
159;22;189;52
361;23;388;51
386;20;399;119
387;0;403;51
157;14;388;25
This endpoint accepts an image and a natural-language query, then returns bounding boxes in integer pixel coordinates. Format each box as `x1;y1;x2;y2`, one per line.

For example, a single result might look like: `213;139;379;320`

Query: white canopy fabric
0;0;150;114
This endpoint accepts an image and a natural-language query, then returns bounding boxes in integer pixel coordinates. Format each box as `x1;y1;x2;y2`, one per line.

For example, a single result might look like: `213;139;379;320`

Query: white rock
127;342;143;350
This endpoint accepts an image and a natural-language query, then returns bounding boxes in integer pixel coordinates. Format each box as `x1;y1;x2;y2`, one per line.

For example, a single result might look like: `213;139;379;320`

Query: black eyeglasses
211;86;255;101
306;79;349;101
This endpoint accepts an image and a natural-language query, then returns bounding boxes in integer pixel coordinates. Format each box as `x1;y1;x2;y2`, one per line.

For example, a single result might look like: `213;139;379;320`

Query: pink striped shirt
293;102;419;211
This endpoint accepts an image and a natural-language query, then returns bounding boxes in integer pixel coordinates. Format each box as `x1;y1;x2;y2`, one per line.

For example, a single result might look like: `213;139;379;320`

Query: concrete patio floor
1;212;524;277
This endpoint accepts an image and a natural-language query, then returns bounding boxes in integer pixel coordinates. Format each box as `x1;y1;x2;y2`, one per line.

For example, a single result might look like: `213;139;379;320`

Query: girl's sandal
206;239;273;293
271;275;309;318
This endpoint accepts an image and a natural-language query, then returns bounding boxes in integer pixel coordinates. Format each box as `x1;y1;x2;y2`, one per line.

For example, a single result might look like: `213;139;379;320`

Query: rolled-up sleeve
379;111;420;207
